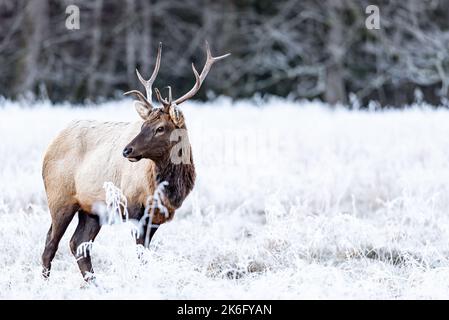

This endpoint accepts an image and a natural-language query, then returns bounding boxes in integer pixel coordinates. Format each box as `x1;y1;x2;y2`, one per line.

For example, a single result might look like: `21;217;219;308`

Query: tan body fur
43;120;163;219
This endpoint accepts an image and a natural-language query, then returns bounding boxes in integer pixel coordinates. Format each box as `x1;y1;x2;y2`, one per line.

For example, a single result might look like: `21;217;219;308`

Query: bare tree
17;0;49;95
1;0;448;106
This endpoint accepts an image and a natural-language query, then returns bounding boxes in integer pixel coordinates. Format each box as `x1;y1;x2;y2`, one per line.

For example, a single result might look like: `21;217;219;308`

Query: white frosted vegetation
1;98;449;299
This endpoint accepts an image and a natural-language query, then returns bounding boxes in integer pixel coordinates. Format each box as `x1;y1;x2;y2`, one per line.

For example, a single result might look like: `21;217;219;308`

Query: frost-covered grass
1;97;449;299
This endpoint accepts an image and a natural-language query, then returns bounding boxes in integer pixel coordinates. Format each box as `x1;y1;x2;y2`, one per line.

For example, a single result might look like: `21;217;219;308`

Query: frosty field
2;98;449;299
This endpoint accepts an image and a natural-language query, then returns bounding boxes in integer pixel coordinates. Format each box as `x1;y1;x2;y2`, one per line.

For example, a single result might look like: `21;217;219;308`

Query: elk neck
152;152;196;210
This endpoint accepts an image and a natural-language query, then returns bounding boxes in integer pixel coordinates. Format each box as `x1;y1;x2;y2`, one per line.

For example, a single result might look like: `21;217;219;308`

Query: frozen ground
1;97;449;299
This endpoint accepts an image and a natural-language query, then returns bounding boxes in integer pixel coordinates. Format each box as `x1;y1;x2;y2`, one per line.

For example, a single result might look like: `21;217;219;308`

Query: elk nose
123;147;133;158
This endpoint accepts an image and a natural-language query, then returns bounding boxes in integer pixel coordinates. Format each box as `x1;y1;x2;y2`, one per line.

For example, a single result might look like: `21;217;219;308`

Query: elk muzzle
123;146;142;162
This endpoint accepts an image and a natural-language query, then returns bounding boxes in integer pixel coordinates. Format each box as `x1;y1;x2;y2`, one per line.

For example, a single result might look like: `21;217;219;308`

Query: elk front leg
136;223;159;247
134;222;159;264
69;211;101;282
128;204;158;248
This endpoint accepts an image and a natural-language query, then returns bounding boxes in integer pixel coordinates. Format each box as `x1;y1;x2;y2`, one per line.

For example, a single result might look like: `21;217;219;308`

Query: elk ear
134;101;150;120
169;104;185;128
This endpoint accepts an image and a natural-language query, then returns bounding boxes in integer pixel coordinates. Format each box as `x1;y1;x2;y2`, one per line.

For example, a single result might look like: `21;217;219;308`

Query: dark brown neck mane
154;152;195;210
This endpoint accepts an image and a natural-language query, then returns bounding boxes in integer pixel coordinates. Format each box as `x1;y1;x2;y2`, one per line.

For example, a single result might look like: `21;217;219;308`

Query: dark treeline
1;0;449;107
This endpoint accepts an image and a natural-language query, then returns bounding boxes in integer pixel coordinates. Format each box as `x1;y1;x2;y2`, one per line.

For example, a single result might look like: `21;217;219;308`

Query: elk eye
156;126;164;133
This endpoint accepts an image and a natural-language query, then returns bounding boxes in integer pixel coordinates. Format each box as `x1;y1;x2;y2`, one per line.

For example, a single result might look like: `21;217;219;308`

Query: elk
41;42;230;281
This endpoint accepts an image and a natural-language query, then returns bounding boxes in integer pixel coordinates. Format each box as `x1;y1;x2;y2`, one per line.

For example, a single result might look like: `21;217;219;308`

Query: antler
136;42;162;102
124;42;162;109
154;87;171;108
125;41;230;112
173;41;230;105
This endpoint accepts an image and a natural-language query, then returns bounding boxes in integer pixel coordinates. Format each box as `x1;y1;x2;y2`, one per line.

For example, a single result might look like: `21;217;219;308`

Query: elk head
122;41;230;163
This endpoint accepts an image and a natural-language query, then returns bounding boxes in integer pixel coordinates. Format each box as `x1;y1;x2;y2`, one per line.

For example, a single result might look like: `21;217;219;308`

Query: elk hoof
42;267;51;280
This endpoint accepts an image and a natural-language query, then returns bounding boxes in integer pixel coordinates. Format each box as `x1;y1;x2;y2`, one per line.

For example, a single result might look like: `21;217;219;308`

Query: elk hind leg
42;203;79;278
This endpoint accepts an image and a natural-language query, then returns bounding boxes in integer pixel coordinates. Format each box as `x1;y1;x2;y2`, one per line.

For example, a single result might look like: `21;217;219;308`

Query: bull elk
41;41;230;281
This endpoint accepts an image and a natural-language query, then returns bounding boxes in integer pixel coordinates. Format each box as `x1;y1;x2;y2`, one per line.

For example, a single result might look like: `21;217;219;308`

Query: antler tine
167;86;173;104
174;41;230;105
154;88;169;107
123;90;152;106
135;42;162;104
205;40;231;62
164;86;173;112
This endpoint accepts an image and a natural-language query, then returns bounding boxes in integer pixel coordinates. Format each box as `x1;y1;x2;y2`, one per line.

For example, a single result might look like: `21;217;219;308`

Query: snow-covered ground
2;97;449;299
